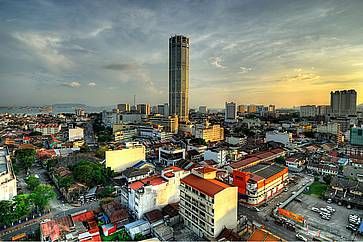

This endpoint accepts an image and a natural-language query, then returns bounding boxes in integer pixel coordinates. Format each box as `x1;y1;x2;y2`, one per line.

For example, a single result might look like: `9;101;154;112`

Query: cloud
88;23;113;37
88;82;96;87
210;56;226;69
352;63;363;67
103;63;139;71
12;32;72;68
239;66;252;74
61;81;81;88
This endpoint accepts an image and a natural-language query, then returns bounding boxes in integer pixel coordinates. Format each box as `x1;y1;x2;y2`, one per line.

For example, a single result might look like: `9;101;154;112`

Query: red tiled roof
40;220;61;242
256;152;274;159
163;166;183;172
230;157;260;169
129;175;166;191
181;174;231;197
248;228;282;241
71;210;95;222
270;148;285;154
194;166;217;174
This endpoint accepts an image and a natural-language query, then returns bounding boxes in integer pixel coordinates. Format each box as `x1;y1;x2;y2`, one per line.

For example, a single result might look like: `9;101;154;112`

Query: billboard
278;208;304;224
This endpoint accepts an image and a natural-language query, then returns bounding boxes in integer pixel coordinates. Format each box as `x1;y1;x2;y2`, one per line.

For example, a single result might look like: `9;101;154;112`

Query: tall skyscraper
169;35;189;122
330;90;357;116
225;102;237;122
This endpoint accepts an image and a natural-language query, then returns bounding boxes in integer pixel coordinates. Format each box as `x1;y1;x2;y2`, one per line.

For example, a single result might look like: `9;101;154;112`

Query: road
238;173;314;241
0;201;99;241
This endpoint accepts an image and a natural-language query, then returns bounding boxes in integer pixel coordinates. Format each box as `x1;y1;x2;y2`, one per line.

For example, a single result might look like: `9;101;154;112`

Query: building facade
233;163;288;206
169;35;189;122
159;146;185;166
350;127;363;146
0;146;17;200
299;105;316;117
194;123;224;143
137;104;151;115
180;167;238;239
128;167;189;219
225;102;237;122
330;89;357;116
105;142;146;172
117;104;130;113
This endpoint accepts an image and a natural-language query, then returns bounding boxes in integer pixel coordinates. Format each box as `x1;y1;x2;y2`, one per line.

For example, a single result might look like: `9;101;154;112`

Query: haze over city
0;0;362;107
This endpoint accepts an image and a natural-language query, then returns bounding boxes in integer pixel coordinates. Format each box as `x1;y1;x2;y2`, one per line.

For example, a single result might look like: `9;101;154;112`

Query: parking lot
286;194;363;241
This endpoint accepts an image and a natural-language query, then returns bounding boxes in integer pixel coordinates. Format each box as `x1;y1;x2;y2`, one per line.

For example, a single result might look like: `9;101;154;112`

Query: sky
0;0;362;108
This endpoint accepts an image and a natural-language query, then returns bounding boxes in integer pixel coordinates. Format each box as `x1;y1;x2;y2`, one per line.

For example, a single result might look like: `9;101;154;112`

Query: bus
11;233;27;241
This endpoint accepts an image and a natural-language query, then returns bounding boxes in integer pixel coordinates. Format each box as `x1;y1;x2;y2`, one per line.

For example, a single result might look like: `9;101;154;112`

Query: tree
46;158;58;171
26;175;40;191
58;176;74;191
0;200;15;226
134;233;144;241
97;186;115;198
323;175;332;185
30;184;56;211
71;160;107;187
15;149;36;172
95;146;109;159
13;194;32;218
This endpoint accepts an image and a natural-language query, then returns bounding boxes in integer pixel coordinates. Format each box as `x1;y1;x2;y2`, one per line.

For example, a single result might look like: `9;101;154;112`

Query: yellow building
105;142;146;172
180;167;238;239
195;122;224;142
149;115;178;134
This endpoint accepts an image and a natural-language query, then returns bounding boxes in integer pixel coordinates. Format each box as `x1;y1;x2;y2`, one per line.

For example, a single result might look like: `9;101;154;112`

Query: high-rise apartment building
238;105;246;114
317;105;331;116
247;104;257;113
137;104;151;115
117;103;130;113
157;103;169;117
225;102;237;121
330;90;357;116
299;105;317;117
169;35;190;122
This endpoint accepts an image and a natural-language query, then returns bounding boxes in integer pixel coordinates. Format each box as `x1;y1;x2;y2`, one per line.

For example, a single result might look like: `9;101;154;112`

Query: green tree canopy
0;200;15;226
95;146;109;159
13;194;32;218
57;175;74;191
15;148;36;171
71;160;107;187
26;175;40;191
30;184;56;211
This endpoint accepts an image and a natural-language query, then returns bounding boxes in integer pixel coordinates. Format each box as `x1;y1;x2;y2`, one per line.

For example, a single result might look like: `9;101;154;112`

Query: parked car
311;207;320;212
296;233;308;242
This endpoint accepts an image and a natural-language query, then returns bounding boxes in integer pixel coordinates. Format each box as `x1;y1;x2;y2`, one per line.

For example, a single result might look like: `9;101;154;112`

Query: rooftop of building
243;163;287;179
181;174;231;197
129;175;166;191
247;228;283;242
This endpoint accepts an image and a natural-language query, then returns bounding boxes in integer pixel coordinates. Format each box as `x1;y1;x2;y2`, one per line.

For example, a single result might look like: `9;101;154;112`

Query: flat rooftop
243;163;286;179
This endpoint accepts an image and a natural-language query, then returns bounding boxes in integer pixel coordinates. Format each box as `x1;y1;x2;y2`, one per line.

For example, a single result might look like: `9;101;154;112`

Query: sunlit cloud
210;56;226;69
